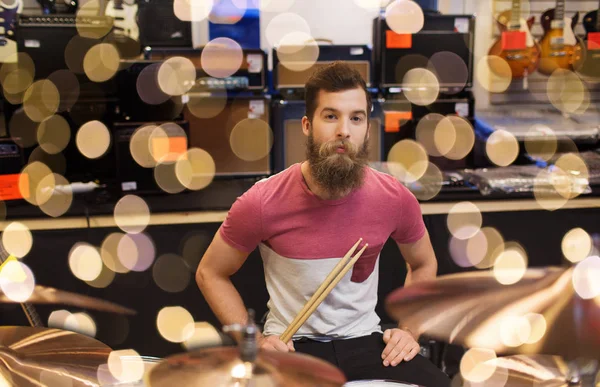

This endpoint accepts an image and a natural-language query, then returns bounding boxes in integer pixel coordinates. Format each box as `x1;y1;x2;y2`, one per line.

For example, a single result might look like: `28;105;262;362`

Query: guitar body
105;0;140;40
0;0;23;63
538;9;583;75
488;11;541;78
582;8;598;37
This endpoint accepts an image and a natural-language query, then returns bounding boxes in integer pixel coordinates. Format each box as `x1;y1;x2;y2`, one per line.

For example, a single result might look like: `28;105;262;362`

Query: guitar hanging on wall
488;0;541;79
574;0;600;77
105;0;139;40
538;0;583;75
0;0;23;63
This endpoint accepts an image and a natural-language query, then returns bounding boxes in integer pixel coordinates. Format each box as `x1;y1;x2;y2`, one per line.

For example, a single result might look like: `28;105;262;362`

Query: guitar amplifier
183;95;271;177
114;120;189;193
373;14;475;94
382;92;475;170
16;14;117;97
272;44;373;91
143;47;267;92
271;99;384;173
0;138;25;201
137;0;192;47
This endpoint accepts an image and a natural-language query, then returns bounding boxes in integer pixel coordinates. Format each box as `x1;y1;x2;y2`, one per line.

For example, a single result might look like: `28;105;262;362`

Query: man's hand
381;328;420;366
258;335;295;352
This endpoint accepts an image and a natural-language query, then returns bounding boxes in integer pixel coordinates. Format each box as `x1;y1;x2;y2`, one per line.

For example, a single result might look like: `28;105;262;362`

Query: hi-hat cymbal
0;326;111;387
452;355;600;387
385;267;600;360
0;285;136;315
146;347;347;387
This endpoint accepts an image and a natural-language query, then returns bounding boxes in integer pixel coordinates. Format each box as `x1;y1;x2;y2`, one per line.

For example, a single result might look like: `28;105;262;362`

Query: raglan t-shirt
219;163;426;340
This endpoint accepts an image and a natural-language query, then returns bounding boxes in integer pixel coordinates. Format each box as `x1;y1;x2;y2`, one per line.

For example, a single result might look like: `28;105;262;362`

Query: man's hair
304;61;372;123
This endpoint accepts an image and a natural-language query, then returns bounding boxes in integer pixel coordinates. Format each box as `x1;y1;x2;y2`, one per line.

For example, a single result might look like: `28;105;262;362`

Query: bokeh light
23;80;60;123
101;233;130;274
572;256;600;299
476;55;512;93
446;202;482;240
83;43;121;82
475;227;505;269
201;37;244;79
437;116;474;160
157;57;196;96
534;169;569;211
500;315;531;347
1;222;32;258
64;312;97;337
175;148;216;190
553;153;589;200
9;108;38;148
114;195;151;234
524;313;547;344
0;53;35;95
276;33;320;72
153;254;191;293
64;35;98;75
155;159;187;194
76;120;111;159
409;162;444;201
415;113;450;157
493;242;528;285
402;68;440;106
118;232;156;272
38;173;73;217
186;85;228;119
524;125;558;162
386;140;429;183
85;261;115;289
460;348;498;383
19;162;54;206
385;0;424;34
173;0;214;22
157;306;195;343
265;12;311;48
183;322;223;351
562;228;592;263
69;242;103;282
0;260;35;302
428;51;469;92
106;349;145;384
48;69;80;112
230;118;273;161
136;63;170;105
485;130;519;167
547;69;587;114
37;115;71;154
129;124;158;168
449;230;488;268
48;309;72;329
149;123;188;164
29;147;67;176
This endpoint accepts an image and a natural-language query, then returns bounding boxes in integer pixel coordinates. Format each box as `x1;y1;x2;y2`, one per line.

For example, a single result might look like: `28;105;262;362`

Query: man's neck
300;161;353;200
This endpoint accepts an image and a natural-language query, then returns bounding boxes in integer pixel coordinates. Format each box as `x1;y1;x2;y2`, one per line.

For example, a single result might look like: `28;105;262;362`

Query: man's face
302;88;371;197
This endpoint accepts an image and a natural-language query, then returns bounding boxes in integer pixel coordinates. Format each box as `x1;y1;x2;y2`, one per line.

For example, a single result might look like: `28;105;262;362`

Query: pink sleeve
390;186;426;244
219;185;263;253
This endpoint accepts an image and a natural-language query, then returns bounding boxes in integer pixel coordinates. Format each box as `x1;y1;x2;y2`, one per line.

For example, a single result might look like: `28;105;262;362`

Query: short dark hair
304;61;372;123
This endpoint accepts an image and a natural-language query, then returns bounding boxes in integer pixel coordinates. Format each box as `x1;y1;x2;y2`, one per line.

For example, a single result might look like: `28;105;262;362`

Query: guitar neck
555;0;565;22
510;0;521;27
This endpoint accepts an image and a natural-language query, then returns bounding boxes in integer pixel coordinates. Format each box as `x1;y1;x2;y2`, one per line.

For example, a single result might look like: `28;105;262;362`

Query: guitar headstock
0;0;22;43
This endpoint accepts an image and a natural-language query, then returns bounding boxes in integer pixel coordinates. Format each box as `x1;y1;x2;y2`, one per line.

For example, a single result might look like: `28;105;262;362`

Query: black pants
293;333;451;387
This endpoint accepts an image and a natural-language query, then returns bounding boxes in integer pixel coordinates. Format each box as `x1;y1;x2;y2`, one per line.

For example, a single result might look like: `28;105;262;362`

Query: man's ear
301;116;311;136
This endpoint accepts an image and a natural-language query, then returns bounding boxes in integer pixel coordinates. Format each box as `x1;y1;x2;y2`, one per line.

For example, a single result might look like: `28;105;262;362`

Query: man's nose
336;120;351;138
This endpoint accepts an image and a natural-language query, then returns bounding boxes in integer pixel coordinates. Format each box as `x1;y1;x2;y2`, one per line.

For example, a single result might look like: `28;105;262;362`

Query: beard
306;130;369;199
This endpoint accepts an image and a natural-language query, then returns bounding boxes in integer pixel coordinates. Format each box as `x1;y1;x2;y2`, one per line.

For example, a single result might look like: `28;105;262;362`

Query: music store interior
0;0;599;385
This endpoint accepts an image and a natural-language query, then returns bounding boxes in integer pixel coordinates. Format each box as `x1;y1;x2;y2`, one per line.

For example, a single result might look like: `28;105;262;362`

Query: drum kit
0;265;598;386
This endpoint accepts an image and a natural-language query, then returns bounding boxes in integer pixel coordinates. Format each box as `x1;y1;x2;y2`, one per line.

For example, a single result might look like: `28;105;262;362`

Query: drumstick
280;242;369;343
279;238;363;342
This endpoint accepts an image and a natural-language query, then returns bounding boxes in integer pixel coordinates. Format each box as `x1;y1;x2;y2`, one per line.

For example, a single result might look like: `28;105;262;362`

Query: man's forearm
197;274;250;327
404;261;437;287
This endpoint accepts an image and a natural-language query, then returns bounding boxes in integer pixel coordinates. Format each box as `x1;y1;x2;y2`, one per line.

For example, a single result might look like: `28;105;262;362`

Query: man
196;62;450;386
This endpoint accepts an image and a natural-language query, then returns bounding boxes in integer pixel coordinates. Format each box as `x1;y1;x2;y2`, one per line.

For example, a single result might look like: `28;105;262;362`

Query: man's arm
397;229;437;287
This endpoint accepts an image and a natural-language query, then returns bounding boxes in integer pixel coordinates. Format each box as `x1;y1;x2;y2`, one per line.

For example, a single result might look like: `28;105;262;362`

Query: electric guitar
573;1;600;77
0;0;22;63
488;0;541;79
538;0;583;75
105;0;139;40
36;0;77;14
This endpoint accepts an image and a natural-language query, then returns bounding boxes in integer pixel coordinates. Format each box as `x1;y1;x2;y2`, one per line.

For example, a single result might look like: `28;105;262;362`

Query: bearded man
196;62;450;386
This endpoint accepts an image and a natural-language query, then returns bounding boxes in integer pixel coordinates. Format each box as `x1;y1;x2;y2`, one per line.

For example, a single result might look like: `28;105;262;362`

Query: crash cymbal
0;285;135;315
0;326;111;387
385;267;600;361
146;346;347;387
452;355;600;387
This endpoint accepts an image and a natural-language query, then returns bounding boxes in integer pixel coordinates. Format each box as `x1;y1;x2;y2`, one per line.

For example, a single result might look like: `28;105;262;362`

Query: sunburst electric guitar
538;0;583;75
488;0;541;79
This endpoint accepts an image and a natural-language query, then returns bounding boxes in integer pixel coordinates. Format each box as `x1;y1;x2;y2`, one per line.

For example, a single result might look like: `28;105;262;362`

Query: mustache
318;139;359;157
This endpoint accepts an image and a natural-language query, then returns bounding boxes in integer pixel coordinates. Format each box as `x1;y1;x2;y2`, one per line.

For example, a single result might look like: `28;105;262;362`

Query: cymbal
452;355;599;387
385;267;600;360
0;326;111;387
146;346;347;387
0;285;136;315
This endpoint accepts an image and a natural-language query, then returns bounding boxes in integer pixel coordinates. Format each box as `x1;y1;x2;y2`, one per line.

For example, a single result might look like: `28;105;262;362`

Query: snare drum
99;356;162;386
344;380;422;386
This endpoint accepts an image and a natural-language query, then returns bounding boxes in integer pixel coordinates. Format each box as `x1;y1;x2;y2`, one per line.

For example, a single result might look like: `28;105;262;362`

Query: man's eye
352;116;363;122
325;114;336;119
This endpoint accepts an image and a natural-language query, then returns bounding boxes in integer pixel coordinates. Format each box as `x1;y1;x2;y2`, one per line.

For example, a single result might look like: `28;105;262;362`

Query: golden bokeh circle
149;123;188;164
186;87;228;119
156;306;195;343
76;120;111;159
0;53;35;94
230;118;273;161
19;162;54;206
69;242;103;282
201;37;244;79
38;115;71;154
415;113;451;157
428;51;469;92
524;313;547;345
447;201;482;240
64;312;97;338
158;57;196;96
76;1;112;39
85;261;115;289
553;153;589;200
402;68;440;106
23;80;60;123
386;140;429;183
265;12;311;48
0;260;35;302
476;55;512;93
547;69;587;114
29;147;67;176
173;0;214;22
500;315;531;347
129;124;158;168
276;32;320;72
38;173;73;218
209;0;246;24
65;35;98;75
572;256;600;299
385;0;425;34
83;43;121;83
474;227;505;269
534;169;569;211
409;162;444;201
114;195;151;234
9;108;39;148
485;129;519;167
1;222;33;258
136;63;170;105
175;148;216;191
493;242;528;285
107;349;145;384
460;348;498;383
101;233;130;274
439;116;475;160
449;231;488;268
155;159;187;194
561;227;592;263
524;125;558;162
118;232;156;272
152;254;191;293
183;322;223;351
